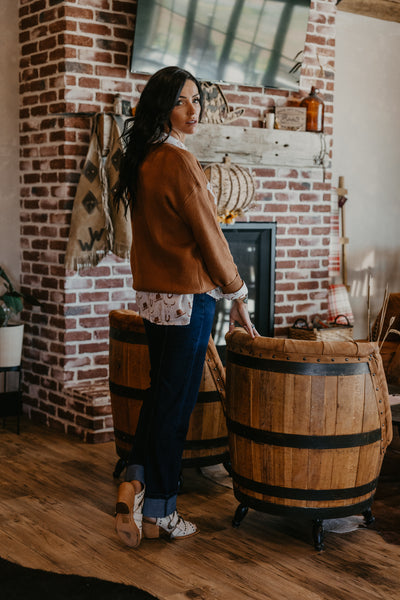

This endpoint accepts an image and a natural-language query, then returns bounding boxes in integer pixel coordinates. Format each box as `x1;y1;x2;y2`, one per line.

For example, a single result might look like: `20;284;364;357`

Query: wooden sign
275;107;307;131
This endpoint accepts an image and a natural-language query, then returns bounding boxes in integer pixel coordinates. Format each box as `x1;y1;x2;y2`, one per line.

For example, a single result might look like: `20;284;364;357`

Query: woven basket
289;316;353;342
203;155;255;219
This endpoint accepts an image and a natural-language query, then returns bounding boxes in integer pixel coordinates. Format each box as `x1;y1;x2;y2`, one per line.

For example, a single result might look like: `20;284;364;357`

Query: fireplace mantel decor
186;123;327;171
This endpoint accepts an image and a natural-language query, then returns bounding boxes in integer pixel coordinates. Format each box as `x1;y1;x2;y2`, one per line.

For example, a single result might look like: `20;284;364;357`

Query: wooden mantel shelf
185;123;326;170
337;0;400;24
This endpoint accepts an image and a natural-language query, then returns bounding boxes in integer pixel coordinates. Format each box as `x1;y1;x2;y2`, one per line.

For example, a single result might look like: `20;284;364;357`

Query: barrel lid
226;328;379;361
109;309;145;332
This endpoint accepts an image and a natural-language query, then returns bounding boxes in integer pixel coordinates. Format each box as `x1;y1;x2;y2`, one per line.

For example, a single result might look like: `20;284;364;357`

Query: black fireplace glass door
212;222;276;362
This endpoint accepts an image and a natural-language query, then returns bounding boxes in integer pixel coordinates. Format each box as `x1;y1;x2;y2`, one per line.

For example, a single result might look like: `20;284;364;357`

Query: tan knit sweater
130;142;243;295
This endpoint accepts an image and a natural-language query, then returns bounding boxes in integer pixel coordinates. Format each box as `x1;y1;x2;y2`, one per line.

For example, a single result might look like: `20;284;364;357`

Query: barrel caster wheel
312;519;325;552
363;508;375;526
232;504;248;528
113;458;127;479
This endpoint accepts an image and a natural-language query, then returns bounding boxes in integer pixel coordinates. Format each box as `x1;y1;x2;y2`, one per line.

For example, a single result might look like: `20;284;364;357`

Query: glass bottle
300;86;324;132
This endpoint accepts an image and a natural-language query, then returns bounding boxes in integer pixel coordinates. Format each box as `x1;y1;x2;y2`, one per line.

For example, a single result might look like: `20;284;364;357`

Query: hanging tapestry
65;113;131;271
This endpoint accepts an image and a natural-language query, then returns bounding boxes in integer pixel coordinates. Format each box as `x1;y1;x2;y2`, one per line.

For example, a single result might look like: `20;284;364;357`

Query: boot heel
114;483;145;549
116;501;130;514
143;521;160;539
115;513;141;548
116;482;135;514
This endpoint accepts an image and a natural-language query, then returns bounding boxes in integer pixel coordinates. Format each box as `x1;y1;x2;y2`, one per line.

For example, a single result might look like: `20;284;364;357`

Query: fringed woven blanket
65;113;131;271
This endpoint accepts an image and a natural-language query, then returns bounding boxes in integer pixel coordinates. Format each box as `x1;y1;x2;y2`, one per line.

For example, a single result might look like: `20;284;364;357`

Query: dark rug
0;557;159;600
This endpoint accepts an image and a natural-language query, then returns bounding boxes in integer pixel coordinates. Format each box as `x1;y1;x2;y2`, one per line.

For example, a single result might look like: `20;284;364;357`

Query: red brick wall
18;0;336;440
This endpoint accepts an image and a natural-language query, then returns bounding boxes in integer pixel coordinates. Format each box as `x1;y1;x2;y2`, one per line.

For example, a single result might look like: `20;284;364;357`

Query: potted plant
0;266;40;368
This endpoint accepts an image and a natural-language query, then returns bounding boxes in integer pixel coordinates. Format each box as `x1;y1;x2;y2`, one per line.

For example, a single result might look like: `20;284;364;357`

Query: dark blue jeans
125;293;216;517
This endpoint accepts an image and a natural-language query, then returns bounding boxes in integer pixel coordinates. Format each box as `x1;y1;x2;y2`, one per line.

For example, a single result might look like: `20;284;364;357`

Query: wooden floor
1;417;399;600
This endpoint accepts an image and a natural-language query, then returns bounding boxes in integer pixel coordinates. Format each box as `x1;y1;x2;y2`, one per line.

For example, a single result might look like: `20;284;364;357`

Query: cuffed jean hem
125;464;145;486
143;495;177;519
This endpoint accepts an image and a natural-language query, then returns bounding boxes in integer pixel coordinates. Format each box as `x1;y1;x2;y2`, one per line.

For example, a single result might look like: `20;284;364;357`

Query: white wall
332;12;400;338
0;0;20;284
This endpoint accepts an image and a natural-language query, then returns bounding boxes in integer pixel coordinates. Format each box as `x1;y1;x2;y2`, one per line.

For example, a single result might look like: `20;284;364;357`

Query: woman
114;66;257;548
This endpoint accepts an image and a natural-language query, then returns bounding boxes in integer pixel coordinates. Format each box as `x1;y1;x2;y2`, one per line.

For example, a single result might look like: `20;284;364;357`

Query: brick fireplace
18;0;336;441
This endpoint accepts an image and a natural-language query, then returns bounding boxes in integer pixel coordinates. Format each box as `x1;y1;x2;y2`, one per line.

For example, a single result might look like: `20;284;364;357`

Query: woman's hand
228;298;260;338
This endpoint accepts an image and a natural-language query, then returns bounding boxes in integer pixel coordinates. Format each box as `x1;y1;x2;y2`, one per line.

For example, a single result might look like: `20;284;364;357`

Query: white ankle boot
142;511;198;540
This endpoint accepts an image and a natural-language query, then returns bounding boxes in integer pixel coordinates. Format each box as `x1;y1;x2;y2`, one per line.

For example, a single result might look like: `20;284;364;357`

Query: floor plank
0;417;399;600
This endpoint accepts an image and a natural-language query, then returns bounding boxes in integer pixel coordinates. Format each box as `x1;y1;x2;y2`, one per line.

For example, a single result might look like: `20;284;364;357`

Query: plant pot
0;324;24;368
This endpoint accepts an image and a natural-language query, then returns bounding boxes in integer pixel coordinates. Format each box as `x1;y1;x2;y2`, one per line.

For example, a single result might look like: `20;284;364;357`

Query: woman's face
168;79;201;143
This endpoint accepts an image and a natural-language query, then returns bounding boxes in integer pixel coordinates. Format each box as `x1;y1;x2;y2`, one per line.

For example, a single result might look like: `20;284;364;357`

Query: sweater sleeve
178;155;244;294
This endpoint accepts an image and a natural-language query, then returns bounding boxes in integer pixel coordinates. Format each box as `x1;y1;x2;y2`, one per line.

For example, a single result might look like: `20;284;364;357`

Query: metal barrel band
226;417;382;449
109;326;147;345
227;350;370;376
109;380;149;400
114;428;135;445
109;381;221;406
196;390;222;404
232;469;378;501
234;489;374;520
113;429;228;454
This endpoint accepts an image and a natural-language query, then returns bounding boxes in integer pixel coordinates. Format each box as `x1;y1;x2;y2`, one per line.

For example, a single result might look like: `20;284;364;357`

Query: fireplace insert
212;222;276;362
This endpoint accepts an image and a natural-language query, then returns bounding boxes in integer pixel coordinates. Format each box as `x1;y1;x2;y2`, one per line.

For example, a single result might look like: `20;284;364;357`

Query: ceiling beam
337;0;400;23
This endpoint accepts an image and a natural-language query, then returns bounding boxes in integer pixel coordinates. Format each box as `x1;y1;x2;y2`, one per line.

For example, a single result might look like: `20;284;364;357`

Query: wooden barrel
225;331;393;520
109;309;229;469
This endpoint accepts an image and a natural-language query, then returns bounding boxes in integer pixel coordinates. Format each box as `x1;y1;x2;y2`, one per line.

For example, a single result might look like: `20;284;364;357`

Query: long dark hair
114;66;203;214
